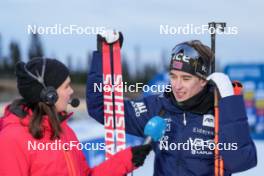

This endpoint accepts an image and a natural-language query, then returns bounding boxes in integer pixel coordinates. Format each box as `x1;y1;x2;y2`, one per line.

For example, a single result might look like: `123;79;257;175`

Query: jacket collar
159;84;214;115
159;94;183;114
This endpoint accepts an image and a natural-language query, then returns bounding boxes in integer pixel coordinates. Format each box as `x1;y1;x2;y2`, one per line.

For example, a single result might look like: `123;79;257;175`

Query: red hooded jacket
0;106;134;176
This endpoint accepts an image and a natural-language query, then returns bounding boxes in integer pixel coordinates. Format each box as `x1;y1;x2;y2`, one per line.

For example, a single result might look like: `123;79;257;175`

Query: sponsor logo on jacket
130;101;147;117
202;114;214;128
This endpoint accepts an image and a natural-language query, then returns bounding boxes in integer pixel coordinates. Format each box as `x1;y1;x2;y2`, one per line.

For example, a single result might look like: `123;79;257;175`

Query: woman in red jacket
0;58;151;176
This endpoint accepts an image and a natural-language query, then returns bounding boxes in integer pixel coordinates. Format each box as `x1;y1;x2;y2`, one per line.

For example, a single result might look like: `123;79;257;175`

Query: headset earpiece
40;86;58;105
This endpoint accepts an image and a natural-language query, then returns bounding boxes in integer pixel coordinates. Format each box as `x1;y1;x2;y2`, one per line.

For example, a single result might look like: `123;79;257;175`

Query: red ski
100;32;126;160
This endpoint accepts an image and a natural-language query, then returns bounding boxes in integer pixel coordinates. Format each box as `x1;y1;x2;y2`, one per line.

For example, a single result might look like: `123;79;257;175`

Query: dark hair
9;99;67;139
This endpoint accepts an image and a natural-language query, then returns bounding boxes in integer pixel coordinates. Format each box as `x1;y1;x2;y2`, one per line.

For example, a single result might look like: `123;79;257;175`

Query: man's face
169;70;207;102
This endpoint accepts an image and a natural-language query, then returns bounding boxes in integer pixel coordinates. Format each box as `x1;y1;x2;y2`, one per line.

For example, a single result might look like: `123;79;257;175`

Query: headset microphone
68;98;80;108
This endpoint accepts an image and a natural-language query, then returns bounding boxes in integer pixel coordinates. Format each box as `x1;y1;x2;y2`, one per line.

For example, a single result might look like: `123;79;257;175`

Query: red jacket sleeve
76;144;93;176
90;147;135;176
0;132;30;176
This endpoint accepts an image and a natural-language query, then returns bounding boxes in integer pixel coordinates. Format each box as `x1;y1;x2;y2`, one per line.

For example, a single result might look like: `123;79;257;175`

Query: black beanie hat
15;58;69;103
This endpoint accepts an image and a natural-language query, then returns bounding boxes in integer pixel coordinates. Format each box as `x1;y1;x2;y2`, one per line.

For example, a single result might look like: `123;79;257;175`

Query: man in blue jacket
86;32;257;176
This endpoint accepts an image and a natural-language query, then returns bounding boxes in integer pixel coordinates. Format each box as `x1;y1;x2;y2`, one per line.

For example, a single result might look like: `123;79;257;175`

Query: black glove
131;144;152;167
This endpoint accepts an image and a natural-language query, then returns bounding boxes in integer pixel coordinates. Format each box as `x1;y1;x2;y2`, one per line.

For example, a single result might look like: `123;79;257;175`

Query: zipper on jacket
183;112;187;126
63;149;77;176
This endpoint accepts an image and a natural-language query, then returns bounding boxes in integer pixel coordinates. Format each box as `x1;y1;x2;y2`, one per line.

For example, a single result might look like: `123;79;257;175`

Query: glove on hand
131;144;152;167
101;29;120;44
207;72;234;98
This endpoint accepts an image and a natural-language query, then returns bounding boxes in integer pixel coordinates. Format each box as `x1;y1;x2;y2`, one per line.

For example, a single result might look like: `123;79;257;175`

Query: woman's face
55;76;74;112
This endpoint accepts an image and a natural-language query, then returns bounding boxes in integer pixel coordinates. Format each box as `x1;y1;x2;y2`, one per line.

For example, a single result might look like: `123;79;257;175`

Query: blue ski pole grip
144;116;166;143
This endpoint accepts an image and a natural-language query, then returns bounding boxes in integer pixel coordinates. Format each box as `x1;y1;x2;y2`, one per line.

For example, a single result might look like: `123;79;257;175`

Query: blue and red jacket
87;51;257;176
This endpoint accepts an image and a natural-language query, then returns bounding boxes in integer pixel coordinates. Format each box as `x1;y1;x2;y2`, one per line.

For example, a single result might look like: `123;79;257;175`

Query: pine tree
9;41;21;69
28;33;44;60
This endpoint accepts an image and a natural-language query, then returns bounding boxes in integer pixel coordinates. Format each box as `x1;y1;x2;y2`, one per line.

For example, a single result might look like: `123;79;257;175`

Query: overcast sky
0;0;263;71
